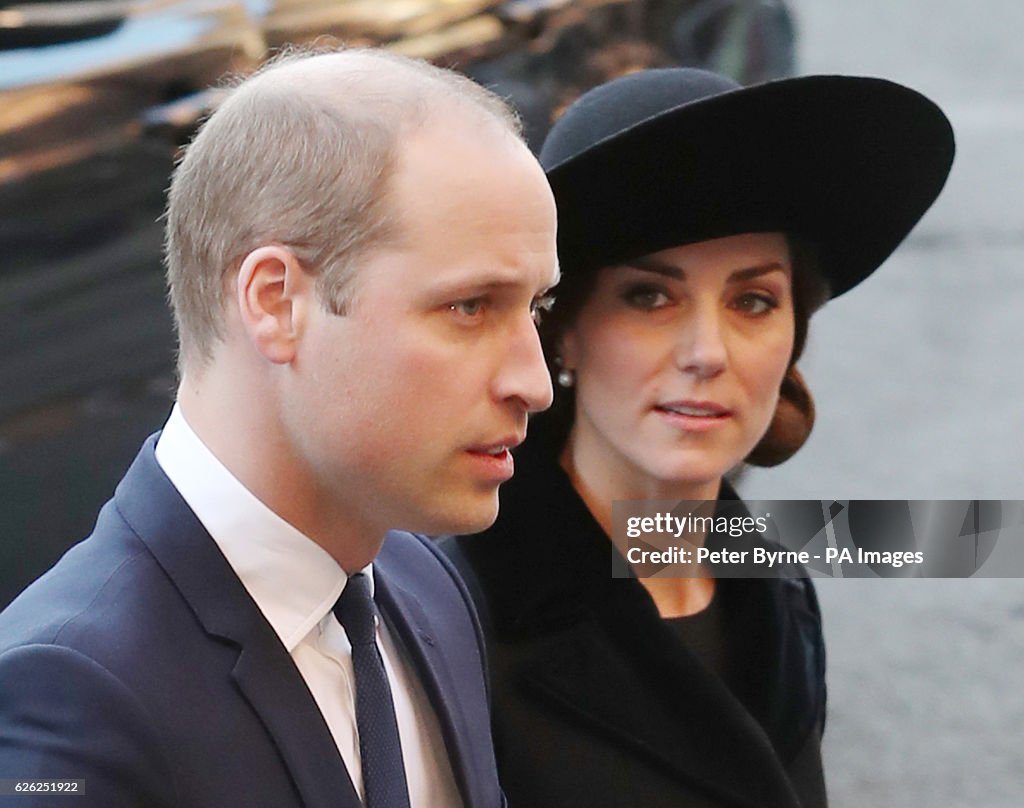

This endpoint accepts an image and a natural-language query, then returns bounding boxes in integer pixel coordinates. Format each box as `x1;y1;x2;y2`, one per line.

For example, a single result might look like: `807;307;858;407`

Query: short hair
539;235;830;466
164;47;523;370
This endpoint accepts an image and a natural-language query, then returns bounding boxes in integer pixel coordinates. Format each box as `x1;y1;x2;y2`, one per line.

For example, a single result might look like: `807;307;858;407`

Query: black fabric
441;412;827;808
663;590;730;684
334;574;412;808
540;68;955;298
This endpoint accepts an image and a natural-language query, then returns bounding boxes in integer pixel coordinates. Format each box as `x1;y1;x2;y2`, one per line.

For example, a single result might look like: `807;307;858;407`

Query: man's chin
415;495;500;538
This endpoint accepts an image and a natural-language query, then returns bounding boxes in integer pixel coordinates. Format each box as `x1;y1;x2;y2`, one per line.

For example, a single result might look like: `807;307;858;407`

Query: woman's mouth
655;401;732;430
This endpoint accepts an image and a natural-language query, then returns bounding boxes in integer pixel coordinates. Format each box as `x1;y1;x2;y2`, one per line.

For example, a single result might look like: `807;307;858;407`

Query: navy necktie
333;573;412;808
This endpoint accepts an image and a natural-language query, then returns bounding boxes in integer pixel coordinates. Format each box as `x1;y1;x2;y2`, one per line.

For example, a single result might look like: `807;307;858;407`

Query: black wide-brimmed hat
539;68;955;298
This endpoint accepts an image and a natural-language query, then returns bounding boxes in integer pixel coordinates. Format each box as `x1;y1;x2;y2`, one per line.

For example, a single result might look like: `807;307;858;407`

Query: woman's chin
639;465;728;498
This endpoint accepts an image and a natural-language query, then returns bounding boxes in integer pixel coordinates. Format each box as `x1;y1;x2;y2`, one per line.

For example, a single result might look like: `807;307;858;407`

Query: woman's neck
559;430;722;537
559;430;720;618
640;575;716;618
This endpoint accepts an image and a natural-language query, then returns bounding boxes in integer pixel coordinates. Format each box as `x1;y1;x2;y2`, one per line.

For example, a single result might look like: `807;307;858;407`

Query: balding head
165;48;523;371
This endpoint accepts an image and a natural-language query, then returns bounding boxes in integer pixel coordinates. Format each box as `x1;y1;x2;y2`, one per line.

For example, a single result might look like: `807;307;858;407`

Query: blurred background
738;1;1024;806
1;0;798;603
2;0;1021;803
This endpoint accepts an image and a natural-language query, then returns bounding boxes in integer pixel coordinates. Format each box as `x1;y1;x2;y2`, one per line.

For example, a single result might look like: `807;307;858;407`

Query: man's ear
235;245;313;364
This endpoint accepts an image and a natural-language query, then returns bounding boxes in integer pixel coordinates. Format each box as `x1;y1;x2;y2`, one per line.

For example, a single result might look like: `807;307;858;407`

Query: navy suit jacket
0;436;505;807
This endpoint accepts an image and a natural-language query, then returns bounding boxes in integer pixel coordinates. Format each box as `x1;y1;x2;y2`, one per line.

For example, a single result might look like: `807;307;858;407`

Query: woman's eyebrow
728;262;788;282
623;259;788;281
624;258;685;279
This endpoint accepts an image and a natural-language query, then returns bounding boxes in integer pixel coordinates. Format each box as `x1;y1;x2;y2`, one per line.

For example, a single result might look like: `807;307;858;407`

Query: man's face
282;117;558;538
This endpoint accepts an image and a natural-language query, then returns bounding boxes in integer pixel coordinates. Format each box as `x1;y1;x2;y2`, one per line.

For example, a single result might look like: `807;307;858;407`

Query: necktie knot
333;573;377;647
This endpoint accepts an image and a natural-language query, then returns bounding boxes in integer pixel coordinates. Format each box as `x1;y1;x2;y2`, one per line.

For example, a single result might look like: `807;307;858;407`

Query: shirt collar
154;404;373;650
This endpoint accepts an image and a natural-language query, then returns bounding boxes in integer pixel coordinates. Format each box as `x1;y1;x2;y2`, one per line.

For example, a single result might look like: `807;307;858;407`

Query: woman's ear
557;327;579;371
235;245;313;364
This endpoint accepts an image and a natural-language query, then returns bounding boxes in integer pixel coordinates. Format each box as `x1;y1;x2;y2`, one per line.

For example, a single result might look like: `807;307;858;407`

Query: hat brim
543;75;955;298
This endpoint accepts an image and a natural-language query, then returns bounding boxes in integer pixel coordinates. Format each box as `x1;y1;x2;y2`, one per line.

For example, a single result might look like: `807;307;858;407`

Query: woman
442;68;954;808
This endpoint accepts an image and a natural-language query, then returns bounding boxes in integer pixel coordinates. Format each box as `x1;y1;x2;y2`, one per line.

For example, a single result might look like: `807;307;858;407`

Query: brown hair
746;237;829;466
540;235;830;466
164;47;522;371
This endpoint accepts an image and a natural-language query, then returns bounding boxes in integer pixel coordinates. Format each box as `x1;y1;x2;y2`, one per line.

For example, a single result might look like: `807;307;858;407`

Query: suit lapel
374;570;483;808
231;635;362;808
114;436;362;808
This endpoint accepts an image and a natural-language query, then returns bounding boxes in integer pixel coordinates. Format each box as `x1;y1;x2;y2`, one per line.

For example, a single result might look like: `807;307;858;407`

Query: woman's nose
675;304;727;380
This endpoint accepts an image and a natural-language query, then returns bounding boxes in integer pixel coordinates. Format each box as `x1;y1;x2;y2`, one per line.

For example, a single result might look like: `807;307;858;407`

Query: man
0;49;558;807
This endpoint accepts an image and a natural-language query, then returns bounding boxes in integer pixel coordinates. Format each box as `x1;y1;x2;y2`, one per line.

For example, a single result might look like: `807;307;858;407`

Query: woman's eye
733;292;778;315
449;297;486;318
530;294;556;325
622;285;671;310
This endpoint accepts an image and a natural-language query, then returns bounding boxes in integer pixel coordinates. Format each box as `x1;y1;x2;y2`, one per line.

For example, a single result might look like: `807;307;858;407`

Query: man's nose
675;304;728;380
494;315;554;413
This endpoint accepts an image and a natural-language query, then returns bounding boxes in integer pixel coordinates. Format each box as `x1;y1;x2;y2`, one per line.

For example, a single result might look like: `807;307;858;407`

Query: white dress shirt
155;405;462;807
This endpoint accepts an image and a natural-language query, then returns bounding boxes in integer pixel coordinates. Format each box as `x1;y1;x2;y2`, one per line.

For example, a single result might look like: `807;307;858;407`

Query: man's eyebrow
624;259;787;282
428;267;561;296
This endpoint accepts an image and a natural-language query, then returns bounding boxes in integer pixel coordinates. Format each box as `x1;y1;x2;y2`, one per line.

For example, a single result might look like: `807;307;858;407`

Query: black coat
442;419;827;808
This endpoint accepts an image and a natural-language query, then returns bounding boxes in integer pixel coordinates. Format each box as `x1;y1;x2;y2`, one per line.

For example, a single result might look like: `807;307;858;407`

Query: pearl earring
557;368;575;388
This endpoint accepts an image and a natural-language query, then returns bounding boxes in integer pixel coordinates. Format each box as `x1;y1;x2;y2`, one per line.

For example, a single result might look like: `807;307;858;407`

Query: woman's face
560;232;795;498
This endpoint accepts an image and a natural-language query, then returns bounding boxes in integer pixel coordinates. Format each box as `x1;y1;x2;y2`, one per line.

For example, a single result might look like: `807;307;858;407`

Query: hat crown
537;67;955;299
539;68;741;170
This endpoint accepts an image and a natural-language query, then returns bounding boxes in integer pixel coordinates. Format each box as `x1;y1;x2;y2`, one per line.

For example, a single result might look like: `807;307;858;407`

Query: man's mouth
470;445;511;457
466;433;524;457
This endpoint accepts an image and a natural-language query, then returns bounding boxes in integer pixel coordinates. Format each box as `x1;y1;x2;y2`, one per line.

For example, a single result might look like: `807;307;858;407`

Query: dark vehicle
0;0;795;605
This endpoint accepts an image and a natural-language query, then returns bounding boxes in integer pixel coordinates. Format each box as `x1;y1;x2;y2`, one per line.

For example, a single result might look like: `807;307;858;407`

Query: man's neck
176;374;385;574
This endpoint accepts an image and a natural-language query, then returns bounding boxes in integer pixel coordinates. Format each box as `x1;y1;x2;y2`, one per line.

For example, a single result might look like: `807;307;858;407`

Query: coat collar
459;414;756;639
455;415;808;808
114;435;362;808
518;603;802;808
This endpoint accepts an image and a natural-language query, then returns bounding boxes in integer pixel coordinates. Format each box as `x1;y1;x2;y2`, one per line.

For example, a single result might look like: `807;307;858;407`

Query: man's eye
622;285;670;310
733;292;778;315
531;294;556;325
449;298;486;318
